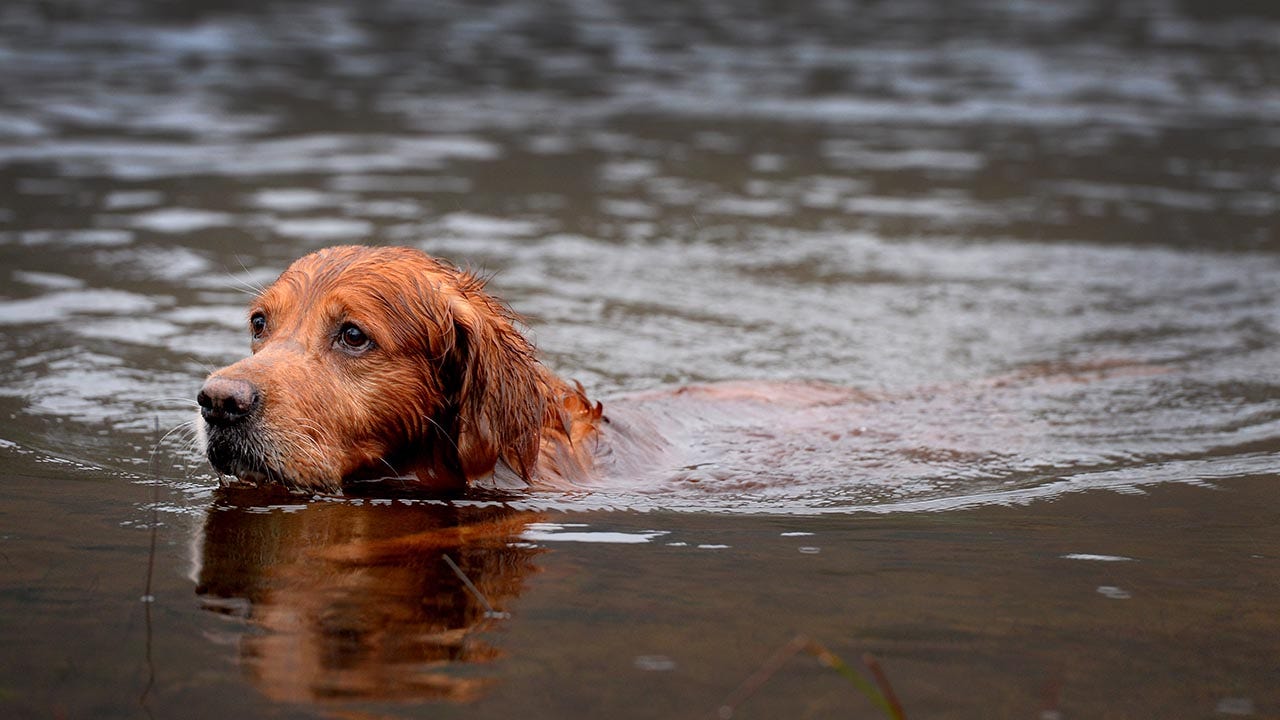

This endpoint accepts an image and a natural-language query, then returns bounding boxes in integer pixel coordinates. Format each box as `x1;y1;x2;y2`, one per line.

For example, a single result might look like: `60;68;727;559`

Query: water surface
1;0;1278;717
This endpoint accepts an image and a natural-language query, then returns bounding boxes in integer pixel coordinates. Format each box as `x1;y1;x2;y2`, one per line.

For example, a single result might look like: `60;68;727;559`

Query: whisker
424;415;462;455
282;423;330;462
141;397;201;409
377;456;403;478
233;254;267;293
186;358;220;376
216;275;263;299
292;419;332;445
154;420;195;450
221;259;267;298
149;419;201;481
269;425;334;488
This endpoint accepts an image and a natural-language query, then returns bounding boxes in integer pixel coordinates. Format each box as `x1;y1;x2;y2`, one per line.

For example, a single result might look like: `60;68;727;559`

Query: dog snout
198;376;261;426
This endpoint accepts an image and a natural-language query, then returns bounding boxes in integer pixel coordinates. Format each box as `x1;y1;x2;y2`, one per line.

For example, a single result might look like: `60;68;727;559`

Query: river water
1;0;1277;717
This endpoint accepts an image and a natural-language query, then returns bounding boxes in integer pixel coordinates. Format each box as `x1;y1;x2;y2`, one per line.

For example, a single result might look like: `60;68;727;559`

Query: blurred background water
0;0;1277;717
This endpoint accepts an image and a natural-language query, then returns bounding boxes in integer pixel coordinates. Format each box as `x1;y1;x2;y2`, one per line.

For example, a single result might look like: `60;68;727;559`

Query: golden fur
198;245;601;493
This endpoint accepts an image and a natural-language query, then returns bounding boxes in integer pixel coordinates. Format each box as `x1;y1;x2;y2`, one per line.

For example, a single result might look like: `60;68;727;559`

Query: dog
197;245;622;493
198;244;1159;497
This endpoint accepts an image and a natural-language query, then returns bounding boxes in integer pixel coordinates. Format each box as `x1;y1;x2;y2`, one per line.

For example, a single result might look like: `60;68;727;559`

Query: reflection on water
196;489;541;704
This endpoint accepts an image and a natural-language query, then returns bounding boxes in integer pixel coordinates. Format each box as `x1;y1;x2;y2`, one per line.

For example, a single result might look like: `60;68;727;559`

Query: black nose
198;377;261;426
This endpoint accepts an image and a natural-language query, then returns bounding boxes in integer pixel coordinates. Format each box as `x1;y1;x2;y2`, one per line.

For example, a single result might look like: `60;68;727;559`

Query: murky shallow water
2;0;1278;717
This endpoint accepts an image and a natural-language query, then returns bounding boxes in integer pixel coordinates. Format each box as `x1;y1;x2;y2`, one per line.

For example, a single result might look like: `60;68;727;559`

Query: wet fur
200;245;601;493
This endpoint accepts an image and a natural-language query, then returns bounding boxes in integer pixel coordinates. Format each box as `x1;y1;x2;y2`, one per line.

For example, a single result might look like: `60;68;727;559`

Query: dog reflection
195;489;542;704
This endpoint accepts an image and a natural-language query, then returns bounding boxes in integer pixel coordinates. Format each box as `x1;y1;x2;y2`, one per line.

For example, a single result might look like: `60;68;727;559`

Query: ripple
0;289;162;325
0;134;502;180
128;208;234;233
701;196;793;218
103;190;164;210
822;143;986;172
438;212;545;237
521;524;668;544
5;229;134;247
0;111;47;138
270;217;374;241
249;188;347;212
12;271;85;290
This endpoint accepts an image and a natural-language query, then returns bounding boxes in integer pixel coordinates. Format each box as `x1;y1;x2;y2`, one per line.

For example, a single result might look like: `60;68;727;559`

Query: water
1;0;1278;717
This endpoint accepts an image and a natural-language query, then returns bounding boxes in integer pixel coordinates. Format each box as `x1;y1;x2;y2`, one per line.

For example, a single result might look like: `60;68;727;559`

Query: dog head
198;245;546;493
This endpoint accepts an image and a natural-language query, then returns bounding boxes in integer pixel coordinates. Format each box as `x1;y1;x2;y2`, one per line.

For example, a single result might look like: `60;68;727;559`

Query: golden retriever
198;244;1159;495
199;245;615;493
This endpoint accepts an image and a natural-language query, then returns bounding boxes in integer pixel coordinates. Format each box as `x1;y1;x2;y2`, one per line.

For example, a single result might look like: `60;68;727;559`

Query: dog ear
447;300;545;483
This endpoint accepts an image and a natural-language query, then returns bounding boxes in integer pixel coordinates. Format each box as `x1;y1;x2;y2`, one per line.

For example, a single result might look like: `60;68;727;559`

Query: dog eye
249;312;267;339
337;322;372;352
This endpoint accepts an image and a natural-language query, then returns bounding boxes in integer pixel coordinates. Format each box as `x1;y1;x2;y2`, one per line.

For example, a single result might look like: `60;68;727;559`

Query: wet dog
197;245;1161;497
198;245;607;493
